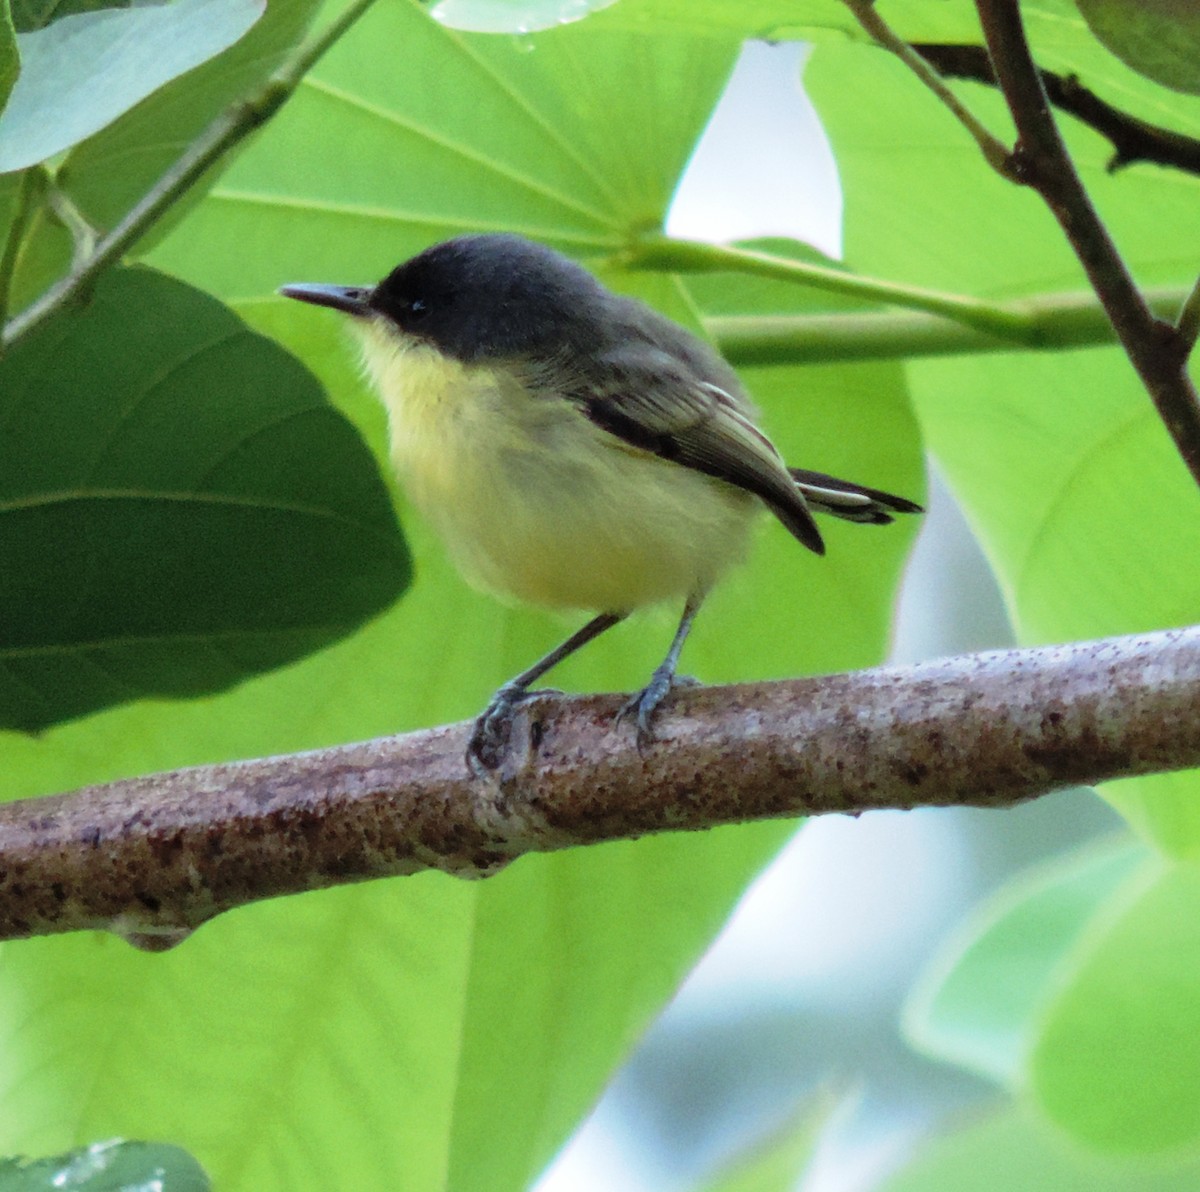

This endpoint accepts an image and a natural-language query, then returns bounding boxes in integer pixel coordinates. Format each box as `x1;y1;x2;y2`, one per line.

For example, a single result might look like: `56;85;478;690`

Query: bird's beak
278;283;372;316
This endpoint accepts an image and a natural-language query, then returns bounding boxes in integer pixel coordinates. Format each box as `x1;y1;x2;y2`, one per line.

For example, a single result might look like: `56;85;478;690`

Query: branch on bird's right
971;0;1200;490
911;43;1200;177
843;0;1200;491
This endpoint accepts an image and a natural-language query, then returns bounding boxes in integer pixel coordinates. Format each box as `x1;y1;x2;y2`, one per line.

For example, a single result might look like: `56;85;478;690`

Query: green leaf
0;0;15;113
904;838;1148;1086
0;264;408;731
809;29;1200;1160
0;10;922;1190
62;0;319;233
11;0;126;33
1031;861;1200;1151
0;1139;209;1190
694;1096;833;1192
805;40;1200;856
5;0;320;318
880;1106;1200;1192
0;0;264;173
442;825;798;1191
0;828;802;1191
425;0;617;33
1076;0;1200;94
149;0;742;292
583;0;982;41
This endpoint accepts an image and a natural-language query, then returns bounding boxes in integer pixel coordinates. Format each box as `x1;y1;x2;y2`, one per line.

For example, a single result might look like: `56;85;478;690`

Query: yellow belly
358;331;757;612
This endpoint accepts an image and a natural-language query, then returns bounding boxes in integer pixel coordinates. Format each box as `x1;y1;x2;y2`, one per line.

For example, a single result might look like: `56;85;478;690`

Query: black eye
408;298;428;320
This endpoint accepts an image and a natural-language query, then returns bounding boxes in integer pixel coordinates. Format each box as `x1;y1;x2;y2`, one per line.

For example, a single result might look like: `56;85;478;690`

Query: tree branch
973;0;1200;490
845;1;1200;487
913;43;1200;177
1;626;1198;950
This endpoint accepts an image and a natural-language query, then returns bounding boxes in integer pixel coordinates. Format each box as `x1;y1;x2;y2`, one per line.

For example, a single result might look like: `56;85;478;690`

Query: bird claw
617;672;695;750
470;667;697;768
467;685;556;774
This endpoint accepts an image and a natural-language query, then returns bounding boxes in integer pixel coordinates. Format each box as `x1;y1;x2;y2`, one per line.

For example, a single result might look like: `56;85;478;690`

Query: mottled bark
0;627;1197;948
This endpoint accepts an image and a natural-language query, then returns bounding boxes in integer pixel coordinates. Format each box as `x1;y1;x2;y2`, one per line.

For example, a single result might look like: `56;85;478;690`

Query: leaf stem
707;286;1192;365
0;166;45;337
625;235;1032;338
44;180;99;270
1;0;379;351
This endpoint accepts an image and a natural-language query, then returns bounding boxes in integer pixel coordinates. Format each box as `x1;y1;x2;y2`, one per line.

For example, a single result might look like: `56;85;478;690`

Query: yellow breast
356;325;758;613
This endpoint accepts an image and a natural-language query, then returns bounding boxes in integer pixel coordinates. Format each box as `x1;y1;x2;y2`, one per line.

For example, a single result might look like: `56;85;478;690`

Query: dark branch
914;43;1200;176
0;626;1198;949
974;0;1200;489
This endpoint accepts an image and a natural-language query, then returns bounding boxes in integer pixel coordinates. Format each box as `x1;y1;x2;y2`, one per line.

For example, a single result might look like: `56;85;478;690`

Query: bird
280;234;921;770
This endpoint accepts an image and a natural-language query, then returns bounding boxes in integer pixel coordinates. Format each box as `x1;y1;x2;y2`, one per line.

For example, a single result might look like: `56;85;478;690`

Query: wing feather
568;341;825;554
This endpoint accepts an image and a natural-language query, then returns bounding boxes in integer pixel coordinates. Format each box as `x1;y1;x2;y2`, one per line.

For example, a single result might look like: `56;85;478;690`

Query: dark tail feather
789;468;924;526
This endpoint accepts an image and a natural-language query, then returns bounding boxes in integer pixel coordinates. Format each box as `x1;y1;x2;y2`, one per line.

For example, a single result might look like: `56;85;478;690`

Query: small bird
281;234;920;769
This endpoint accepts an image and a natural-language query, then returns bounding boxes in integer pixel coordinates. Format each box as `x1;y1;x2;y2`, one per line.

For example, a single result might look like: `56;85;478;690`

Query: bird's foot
617;672;698;750
467;684;557;774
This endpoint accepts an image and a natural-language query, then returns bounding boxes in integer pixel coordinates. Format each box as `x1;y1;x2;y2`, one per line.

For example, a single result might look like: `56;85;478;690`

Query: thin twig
975;0;1200;490
1;0;379;350
0;625;1197;948
842;0;1013;174
913;44;1200;177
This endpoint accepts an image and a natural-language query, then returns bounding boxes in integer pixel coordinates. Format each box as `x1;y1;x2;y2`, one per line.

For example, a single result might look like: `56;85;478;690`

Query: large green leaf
60;0;319;232
5;0;319;317
808;28;1200;1158
880;1106;1200;1192
425;0;617;33
0;0;15;111
11;0;128;33
1076;0;1200;94
806;36;1200;855
0;823;793;1190
0;0;263;173
903;839;1147;1086
149;0;740;292
0;1140;209;1191
0;7;921;1190
583;0;981;40
1031;861;1200;1151
693;1097;832;1192
0;265;408;731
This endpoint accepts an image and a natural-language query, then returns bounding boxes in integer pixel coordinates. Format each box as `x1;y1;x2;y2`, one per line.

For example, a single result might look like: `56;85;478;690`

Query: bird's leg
619;593;703;749
468;611;625;772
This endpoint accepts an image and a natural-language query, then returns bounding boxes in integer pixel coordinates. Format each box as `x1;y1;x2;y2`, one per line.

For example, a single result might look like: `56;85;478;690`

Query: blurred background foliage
0;0;1198;1188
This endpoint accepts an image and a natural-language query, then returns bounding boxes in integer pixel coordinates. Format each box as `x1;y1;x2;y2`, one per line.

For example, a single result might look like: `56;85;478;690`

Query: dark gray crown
367;234;610;363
